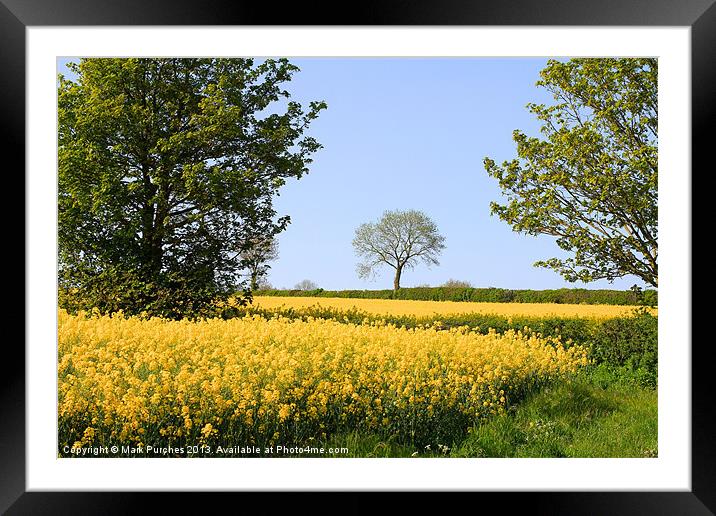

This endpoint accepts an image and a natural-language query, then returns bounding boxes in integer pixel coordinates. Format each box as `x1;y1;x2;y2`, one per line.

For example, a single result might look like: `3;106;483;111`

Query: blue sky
58;57;650;291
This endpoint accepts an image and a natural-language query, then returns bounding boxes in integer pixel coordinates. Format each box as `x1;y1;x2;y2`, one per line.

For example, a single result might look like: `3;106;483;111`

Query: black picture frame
5;0;710;513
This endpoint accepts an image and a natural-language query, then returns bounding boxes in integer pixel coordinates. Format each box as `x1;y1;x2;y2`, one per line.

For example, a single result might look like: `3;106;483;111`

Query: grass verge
315;370;657;458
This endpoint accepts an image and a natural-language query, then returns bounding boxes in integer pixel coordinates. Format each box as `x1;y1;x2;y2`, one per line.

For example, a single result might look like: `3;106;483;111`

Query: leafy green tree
58;58;326;318
352;210;446;291
484;58;657;287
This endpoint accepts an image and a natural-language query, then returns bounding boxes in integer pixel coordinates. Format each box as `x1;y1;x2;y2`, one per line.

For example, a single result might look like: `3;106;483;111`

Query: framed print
5;0;712;513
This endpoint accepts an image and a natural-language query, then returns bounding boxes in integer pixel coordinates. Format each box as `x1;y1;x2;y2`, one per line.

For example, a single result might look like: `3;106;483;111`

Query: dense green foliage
585;311;658;387
484;58;658;287
256;286;657;305
58;58;325;319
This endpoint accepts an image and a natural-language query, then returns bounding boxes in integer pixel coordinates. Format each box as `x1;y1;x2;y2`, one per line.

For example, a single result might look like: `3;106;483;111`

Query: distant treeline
256;287;658;306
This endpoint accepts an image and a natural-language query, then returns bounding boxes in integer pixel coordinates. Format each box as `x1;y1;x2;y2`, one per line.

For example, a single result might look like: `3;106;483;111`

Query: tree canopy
484;58;657;287
352;209;446;291
58;58;326;317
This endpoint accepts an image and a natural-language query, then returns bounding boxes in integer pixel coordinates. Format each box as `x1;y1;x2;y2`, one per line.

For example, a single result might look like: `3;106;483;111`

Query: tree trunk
150;174;171;277
393;266;402;292
140;162;164;279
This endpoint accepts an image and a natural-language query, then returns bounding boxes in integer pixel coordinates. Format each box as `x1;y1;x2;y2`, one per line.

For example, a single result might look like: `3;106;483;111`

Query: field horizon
253;286;658;307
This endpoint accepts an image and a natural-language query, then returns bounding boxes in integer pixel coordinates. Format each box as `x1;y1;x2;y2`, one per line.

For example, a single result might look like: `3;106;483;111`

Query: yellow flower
278;404;291;422
57;306;588;452
251;295;652;319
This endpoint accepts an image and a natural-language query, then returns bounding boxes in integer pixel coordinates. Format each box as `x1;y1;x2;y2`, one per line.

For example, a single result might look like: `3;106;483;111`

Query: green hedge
256;287;657;306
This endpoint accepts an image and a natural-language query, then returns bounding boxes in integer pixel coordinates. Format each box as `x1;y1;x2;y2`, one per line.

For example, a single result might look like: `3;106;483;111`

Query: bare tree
352;209;446;291
442;279;473;288
294;279;319;291
240;236;279;291
255;278;274;291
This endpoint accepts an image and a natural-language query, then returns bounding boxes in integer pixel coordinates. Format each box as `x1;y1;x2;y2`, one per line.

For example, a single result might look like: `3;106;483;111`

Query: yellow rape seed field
251;296;654;319
58;309;587;456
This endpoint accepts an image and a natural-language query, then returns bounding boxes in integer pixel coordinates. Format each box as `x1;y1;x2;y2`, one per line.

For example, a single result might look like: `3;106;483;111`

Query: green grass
309;371;657;458
448;372;657;458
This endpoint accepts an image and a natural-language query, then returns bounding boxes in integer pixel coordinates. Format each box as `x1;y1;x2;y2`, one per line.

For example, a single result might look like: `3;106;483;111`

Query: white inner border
27;27;691;491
